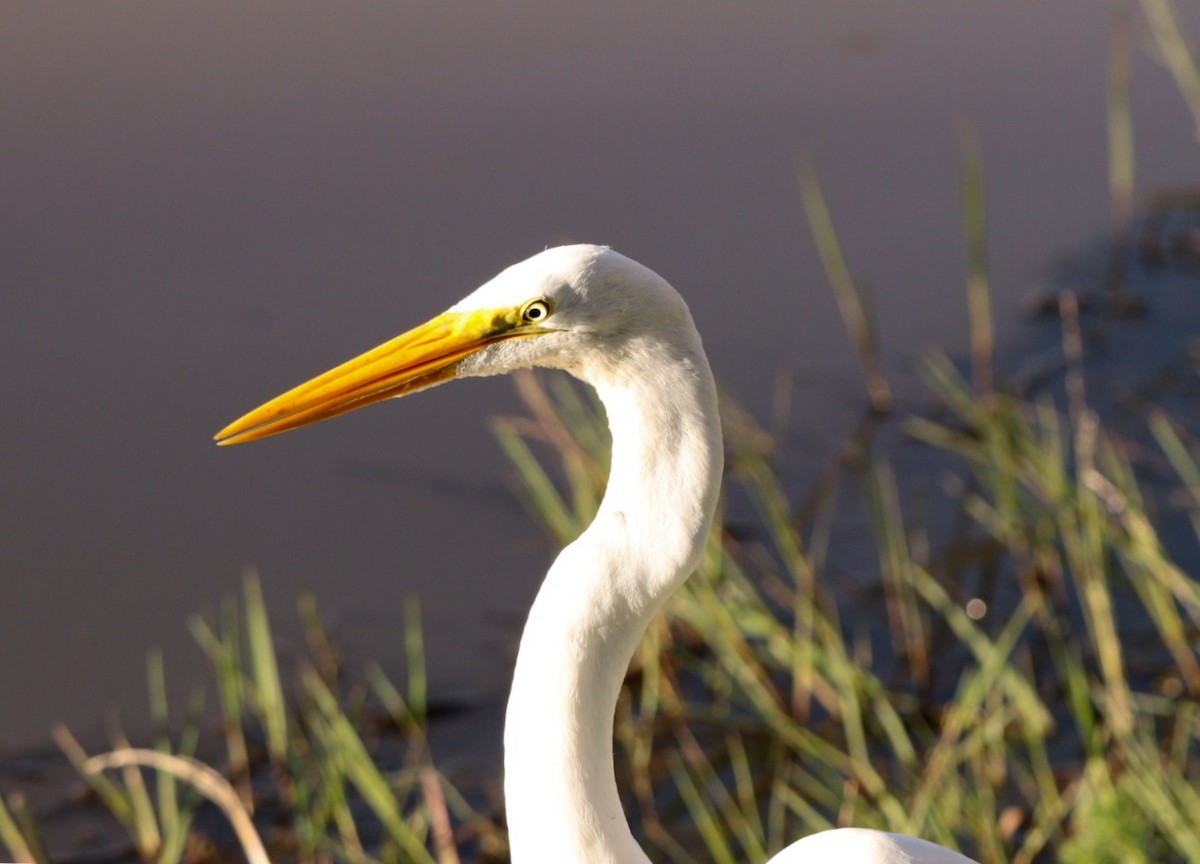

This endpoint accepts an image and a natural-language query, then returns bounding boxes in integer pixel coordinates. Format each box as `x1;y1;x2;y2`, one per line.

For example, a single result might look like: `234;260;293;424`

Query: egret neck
503;322;723;863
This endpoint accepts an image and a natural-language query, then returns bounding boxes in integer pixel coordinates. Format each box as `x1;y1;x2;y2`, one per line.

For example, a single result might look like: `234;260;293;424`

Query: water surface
2;1;1197;751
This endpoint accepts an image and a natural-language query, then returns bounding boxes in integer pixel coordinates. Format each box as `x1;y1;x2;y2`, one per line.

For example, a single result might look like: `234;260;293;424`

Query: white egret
216;245;978;864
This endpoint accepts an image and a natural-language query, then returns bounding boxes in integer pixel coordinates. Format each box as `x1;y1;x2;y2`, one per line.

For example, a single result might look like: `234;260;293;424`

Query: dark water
2;1;1197;756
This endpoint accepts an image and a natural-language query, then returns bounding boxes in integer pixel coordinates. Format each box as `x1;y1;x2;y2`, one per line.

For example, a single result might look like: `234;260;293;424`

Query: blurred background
1;1;1197;754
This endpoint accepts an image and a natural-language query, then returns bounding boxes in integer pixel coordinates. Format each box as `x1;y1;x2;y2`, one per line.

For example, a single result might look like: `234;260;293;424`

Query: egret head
214;244;692;445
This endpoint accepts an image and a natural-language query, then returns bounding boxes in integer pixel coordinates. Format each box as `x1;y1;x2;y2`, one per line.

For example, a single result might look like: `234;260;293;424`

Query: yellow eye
521;299;552;323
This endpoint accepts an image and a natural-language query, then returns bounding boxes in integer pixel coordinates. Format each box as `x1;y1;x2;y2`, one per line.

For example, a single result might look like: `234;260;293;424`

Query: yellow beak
215;306;529;445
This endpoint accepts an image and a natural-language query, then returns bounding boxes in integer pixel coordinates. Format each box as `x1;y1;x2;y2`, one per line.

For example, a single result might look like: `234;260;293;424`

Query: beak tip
214;424;246;446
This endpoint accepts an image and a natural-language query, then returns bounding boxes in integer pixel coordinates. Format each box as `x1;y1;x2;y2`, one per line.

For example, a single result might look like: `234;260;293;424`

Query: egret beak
215;306;531;445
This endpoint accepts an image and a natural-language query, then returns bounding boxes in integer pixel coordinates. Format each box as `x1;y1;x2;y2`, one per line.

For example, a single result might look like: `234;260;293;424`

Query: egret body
217;245;978;864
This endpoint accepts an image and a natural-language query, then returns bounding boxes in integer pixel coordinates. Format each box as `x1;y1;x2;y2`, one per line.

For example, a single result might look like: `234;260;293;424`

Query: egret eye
522;299;552;323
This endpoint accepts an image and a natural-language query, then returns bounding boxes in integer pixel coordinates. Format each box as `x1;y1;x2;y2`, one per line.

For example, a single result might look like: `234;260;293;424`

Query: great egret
216;245;978;864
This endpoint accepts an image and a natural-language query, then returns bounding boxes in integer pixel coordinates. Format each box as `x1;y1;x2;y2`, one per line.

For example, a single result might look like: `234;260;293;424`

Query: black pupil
527;304;543;320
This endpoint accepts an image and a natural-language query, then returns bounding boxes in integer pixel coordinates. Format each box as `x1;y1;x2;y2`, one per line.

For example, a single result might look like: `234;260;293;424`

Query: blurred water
1;1;1197;752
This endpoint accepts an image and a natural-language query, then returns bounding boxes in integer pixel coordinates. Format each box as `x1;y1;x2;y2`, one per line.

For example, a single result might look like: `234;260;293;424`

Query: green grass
4;573;497;864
